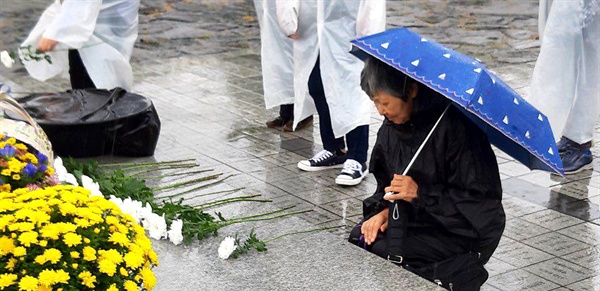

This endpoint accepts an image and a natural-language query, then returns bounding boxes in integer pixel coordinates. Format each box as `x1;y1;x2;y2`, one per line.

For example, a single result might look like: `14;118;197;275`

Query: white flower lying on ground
218;236;237;259
53;157;78;186
81;174;102;197
167;219;184;245
144;212;168;240
1;51;14;68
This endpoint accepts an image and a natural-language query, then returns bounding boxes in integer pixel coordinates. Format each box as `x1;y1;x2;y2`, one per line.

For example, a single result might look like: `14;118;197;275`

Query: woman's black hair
360;55;410;101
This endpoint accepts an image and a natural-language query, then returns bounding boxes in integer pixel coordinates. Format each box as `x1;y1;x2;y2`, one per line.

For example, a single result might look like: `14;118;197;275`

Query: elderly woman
348;56;505;290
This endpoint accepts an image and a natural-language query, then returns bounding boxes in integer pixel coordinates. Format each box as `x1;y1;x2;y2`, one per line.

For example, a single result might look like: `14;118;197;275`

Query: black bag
13;88;160;158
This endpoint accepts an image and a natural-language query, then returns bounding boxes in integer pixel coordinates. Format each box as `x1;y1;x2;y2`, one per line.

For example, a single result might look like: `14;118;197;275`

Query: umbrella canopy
351;27;564;176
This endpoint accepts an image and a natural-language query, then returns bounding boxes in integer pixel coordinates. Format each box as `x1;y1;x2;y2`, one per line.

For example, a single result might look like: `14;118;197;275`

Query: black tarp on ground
13;88;160;158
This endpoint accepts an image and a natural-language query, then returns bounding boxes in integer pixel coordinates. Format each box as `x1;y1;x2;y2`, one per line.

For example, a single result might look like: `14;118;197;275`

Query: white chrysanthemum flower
167;219;184;245
81;175;102;197
1;51;14;68
144;212;168;240
109;195;124;209
120;197;144;223
218;236;237;259
139;202;153;222
53;157;79;186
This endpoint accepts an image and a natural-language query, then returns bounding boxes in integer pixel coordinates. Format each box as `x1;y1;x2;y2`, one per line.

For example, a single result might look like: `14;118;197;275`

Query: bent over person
348;56;505;290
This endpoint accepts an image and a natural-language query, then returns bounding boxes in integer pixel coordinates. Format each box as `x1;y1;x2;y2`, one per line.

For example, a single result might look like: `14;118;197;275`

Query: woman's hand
384;174;418;203
37;37;58;52
360;208;389;245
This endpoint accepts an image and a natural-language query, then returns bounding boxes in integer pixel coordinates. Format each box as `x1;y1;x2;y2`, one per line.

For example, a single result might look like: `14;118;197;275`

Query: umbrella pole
386;104;451;220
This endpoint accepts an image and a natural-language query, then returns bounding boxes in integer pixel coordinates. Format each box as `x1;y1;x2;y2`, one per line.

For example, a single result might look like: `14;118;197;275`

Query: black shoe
297;150;346;171
562;147;593;174
266;116;287;128
335;159;368;186
283;116;314;132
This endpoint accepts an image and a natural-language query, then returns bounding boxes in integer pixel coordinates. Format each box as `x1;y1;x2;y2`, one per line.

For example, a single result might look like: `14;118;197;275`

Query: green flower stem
264;225;342;243
184;187;245;200
138;169;214;180
160;174;233;199
100;159;195;168
194;194;262;208
219;206;295;224
197;198;273;210
152;173;222;191
124;162;198;174
225;209;312;225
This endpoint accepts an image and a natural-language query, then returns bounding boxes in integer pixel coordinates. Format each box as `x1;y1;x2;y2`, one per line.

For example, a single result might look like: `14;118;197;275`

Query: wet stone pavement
1;0;600;290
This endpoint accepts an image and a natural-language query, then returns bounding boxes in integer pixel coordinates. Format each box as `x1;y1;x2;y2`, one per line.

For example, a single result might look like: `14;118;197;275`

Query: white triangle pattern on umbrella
411;59;420;66
438;73;446;80
513;98;519;105
443;53;451;58
548;147;554;155
474;68;482;73
421;38;428;42
478;96;483;105
538;114;544;121
466;88;474;95
381;42;389;49
503;116;509;124
526;131;531;139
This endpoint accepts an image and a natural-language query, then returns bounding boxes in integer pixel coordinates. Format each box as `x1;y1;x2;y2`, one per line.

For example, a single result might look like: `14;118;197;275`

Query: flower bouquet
0;133;57;193
0;185;158;290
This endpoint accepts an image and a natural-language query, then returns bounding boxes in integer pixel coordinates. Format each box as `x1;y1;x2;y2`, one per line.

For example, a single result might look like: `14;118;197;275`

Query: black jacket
363;98;505;260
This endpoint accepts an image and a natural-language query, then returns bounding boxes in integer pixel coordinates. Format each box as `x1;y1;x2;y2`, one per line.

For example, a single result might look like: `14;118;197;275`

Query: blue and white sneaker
297;150;347;171
335;159;368;186
562;147;593;174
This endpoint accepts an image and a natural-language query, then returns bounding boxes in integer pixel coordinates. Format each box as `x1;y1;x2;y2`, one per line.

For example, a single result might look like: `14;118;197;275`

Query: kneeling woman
349;56;505;291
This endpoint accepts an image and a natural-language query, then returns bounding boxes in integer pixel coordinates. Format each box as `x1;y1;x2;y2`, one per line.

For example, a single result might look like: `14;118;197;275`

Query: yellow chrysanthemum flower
40;224;60;240
72;263;78;269
140;267;156;290
34;255;47;265
78;271;96;288
0;169;11;176
43;248;62;264
12;246;26;257
38;269;57;287
18;275;38;291
98;259;117;277
0;184;10;193
54;270;70;284
124;252;144;269
108;232;130;247
0;236;15;255
124;280;138;291
39;240;48;247
6;137;16;145
5;258;17;271
63;233;82;247
18;231;38;247
83;246;96;261
70;251;80;258
9;222;35;232
0;273;18;289
107;284;118;291
45;167;55;175
119;267;128;276
99;249;123;264
11;174;20;181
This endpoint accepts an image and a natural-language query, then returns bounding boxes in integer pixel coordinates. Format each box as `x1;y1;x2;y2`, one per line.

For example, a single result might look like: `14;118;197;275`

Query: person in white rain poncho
20;0;139;91
529;0;599;174
277;0;386;186
253;0;313;132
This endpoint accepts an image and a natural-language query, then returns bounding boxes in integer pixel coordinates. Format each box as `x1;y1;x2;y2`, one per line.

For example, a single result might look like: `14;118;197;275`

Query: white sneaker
297;150;347;171
335;159;368;186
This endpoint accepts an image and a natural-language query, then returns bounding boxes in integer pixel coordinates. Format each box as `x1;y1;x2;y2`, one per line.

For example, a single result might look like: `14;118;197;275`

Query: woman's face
372;91;414;124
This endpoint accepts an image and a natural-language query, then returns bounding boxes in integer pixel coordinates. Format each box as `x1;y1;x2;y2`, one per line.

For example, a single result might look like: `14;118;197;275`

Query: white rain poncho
20;0;139;91
276;0;386;137
529;0;599;144
254;0;295;109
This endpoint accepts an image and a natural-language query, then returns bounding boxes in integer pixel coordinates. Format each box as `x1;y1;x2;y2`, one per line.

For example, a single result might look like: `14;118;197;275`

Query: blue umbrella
351;27;564;176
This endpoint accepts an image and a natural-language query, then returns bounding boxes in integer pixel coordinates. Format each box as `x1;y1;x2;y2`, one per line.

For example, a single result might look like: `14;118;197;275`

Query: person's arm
356;0;386;38
276;0;300;38
41;0;102;50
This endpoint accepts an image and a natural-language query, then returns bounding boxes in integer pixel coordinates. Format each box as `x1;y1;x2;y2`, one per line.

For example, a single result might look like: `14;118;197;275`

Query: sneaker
266;116;287;129
283;116;313;132
562;147;593;174
557;136;592;154
297;150;346;171
335;159;368;186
